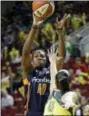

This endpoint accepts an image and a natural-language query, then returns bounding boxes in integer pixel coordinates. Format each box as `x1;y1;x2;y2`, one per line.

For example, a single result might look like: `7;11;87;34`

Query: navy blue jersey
27;67;50;113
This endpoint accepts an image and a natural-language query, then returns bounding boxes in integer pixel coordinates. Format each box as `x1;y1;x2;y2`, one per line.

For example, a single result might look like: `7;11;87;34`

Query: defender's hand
48;45;57;63
48;45;62;63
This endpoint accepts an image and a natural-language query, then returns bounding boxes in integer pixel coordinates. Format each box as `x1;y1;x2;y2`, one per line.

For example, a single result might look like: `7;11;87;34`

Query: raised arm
48;14;70;94
56;14;70;71
22;15;44;79
48;46;62;94
22;15;45;115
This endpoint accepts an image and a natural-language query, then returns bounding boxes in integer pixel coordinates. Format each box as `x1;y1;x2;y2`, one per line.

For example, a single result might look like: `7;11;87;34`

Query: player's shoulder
61;91;78;103
64;91;77;97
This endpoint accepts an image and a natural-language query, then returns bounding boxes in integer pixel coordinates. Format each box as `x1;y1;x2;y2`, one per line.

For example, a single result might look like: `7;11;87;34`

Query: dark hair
60;79;70;93
56;72;70;92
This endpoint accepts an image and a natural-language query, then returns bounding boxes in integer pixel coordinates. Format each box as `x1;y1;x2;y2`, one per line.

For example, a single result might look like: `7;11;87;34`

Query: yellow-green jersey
44;97;71;115
44;90;74;115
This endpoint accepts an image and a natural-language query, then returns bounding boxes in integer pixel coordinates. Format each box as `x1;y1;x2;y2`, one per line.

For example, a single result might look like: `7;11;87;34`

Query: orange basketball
32;1;55;20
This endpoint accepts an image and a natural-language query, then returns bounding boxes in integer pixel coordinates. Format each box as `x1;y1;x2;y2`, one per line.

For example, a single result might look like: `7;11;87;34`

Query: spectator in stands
1;89;14;109
68;68;75;82
1;70;10;90
87;64;89;74
73;57;88;75
83;104;89;115
64;36;72;63
72;57;88;85
3;26;16;50
38;29;52;50
9;47;21;64
75;88;87;116
1;61;17;93
81;12;87;25
85;52;89;66
41;23;55;43
4;46;8;60
19;30;28;44
71;14;82;30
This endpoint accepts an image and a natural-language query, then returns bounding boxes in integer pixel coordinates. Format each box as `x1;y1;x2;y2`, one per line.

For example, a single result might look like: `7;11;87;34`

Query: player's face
32;50;46;68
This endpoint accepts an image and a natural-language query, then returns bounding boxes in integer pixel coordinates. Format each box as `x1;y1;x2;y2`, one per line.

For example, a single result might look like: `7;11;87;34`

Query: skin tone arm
48;14;70;94
56;14;71;71
22;15;44;79
48;46;60;94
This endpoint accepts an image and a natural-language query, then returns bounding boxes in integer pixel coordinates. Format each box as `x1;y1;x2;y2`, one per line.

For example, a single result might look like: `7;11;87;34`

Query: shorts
26;112;43;116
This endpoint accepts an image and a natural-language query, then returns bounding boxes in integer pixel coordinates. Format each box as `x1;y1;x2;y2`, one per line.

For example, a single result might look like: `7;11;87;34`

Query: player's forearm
58;29;65;59
57;29;65;70
22;25;39;55
50;61;57;94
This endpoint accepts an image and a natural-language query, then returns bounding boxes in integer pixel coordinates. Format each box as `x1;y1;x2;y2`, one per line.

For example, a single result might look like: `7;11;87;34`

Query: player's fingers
65;14;71;21
52;44;55;53
53;44;56;54
63;14;71;23
59;14;70;27
63;13;67;19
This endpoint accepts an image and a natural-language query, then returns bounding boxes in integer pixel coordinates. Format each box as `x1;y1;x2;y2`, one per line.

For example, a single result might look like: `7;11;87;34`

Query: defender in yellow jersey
44;43;80;115
44;92;71;115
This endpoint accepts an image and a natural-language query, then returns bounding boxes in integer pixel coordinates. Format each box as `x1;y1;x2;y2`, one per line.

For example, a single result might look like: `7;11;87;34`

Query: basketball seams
34;4;50;18
32;1;49;11
32;1;55;20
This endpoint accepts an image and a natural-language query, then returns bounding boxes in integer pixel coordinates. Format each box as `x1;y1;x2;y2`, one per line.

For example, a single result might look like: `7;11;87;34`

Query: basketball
32;1;55;20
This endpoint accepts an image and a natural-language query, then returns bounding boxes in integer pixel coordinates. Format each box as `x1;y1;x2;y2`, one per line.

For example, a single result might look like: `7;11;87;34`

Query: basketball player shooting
22;2;70;116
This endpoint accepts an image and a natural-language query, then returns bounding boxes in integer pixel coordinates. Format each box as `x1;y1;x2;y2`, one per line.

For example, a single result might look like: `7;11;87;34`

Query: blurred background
1;1;89;116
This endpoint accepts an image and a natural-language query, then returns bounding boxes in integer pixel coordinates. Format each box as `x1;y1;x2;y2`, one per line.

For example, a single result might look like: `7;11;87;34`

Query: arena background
1;1;89;116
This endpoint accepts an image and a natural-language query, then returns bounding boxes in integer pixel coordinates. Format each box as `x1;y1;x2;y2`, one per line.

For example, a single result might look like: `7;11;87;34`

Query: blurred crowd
1;1;89;115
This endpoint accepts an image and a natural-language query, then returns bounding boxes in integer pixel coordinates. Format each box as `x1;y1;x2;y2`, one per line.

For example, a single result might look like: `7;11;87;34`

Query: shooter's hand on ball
33;14;44;26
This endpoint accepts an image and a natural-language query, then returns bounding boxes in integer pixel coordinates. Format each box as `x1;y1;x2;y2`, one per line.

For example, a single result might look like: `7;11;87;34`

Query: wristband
32;25;38;29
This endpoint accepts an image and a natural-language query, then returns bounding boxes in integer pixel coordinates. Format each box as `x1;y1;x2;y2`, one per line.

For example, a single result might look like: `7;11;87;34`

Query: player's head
55;69;70;93
31;48;47;68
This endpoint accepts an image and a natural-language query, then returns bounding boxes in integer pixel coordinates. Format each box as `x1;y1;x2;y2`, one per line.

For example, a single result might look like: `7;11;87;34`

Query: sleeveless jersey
44;90;71;115
27;67;50;113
